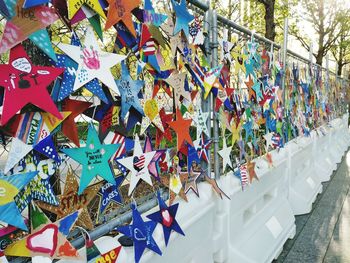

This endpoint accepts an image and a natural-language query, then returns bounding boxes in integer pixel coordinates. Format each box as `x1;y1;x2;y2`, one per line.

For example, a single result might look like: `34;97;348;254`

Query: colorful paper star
37;168;102;230
143;0;167;27
204;175;230;199
147;192;185;246
23;0;49;8
97;175;124;215
161;166;188;205
116;62;145;122
168;108;193;151
183;168;201;197
116;203;162;263
171;0;194;37
0;0;59;60
165;71;192;108
116;134;156;196
105;0;140;36
61;123;120;195
56;26;126;96
218;137;233;171
61;99;92;147
0;171;37;230
0;44;63;125
193;106;210;138
67;0;106;19
247;160;258;183
5;203;81;260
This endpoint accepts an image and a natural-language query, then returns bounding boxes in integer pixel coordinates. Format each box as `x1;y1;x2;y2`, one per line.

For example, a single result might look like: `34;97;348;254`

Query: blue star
62;123;120;195
98;176;124;215
147;192;185;246
0;171;38;230
144;0;168;27
171;0;195;37
23;0;49;8
117;203;162;263
116;62;144;122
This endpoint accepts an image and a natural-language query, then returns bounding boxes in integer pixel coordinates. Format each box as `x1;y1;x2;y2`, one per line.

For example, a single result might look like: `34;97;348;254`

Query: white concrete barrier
287;134;322;215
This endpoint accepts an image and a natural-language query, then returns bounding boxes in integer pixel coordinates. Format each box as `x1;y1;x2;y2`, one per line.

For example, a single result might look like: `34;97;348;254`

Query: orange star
105;0;141;36
247;160;258;183
245;75;256;100
168;108;193;151
265;152;274;168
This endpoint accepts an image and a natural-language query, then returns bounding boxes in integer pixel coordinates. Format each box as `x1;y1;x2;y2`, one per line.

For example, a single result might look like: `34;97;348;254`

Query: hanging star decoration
61;123;120;195
218;136;233;171
165;70;192;108
56;26;126;96
247;159;258;183
116;62;145;122
168;108;193;151
23;0;50;8
183;168;201;197
105;0;140;36
171;0;194;38
143;0;168;27
116;203;162;263
53;33;107;103
67;0;106;19
192;106;210;138
4;203;81;260
61;99;92;146
97;175;124;216
161;164;189;205
144;135;166;182
231;121;242;145
36;168;102;230
204;175;230;199
0;44;63;125
147;191;185;246
0;171;37;230
116;134;156;196
0;0;59;60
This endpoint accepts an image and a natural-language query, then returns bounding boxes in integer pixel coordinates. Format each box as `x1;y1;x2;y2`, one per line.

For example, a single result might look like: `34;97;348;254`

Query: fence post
202;1;212;178
210;10;220;179
309;42;313;78
281;18;288;107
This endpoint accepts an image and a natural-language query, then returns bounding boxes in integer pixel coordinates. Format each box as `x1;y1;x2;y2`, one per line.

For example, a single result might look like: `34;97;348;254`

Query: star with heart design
168;108;193;151
0;171;37;230
56;26;126;96
0;44;64;125
147;191;185;246
105;0;140;36
4;203;81;260
116;203;161;263
116;134;156;196
36;168;102;230
61;123;120;195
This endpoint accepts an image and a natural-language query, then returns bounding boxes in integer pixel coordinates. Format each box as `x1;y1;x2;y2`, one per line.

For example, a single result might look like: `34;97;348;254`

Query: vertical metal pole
281;18;288;107
211;10;220;179
326;55;329;90
202;1;211;178
309;42;313;79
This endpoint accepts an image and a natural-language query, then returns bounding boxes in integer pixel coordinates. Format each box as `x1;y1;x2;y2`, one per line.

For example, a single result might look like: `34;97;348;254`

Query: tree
290;0;347;66
256;0;276;41
330;12;350;76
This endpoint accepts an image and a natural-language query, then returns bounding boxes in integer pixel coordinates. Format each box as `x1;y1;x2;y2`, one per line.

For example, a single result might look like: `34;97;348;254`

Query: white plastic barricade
287;135;322;215
126;183;217;263
328;119;344;165
313;128;336;182
221;148;295;263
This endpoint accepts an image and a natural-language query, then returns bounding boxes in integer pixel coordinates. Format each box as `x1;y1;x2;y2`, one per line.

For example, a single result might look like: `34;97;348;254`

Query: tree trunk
316;50;324;66
338;61;343;76
263;0;276;41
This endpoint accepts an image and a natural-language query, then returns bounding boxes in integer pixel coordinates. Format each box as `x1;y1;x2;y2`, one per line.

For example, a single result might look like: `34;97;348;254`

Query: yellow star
68;0;106;20
231;121;242;145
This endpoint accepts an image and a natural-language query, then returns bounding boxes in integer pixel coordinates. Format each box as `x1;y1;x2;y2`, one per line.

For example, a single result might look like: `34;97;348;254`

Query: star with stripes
116;134;156;196
168;108;193;151
195;136;211;163
147;191;185;246
61;123;120;195
234;158;249;190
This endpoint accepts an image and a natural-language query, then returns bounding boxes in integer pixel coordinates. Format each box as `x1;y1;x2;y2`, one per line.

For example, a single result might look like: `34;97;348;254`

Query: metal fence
0;0;348;259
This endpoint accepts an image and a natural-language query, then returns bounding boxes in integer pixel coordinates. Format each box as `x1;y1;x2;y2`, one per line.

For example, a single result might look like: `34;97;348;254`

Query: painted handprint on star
82;47;101;70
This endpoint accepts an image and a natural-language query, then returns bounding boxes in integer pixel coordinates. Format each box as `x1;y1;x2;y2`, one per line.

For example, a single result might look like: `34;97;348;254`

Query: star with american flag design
116;134;156;196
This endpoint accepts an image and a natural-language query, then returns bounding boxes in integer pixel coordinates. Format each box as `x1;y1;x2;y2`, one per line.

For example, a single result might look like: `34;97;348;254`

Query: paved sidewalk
275;151;350;263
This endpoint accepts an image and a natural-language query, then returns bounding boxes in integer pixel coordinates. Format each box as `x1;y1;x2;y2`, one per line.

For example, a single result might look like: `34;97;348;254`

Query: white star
218;137;233;170
116;135;156;196
56;27;126;95
192;106;210;138
264;132;274;150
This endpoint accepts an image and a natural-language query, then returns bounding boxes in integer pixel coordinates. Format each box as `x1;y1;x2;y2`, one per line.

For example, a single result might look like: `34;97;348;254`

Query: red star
61;99;92;146
0;44;63;125
156;108;173;147
168;108;193;151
